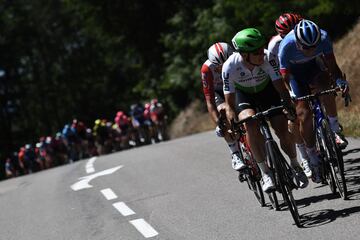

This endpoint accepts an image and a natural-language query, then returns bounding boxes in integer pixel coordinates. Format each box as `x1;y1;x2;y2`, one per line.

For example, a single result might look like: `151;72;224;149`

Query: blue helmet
294;19;321;47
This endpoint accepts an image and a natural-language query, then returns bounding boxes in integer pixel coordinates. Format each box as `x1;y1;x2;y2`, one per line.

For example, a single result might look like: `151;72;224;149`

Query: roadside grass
338;105;360;137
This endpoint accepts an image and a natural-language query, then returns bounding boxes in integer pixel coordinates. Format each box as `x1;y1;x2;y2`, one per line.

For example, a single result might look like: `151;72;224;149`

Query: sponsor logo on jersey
222;72;230;91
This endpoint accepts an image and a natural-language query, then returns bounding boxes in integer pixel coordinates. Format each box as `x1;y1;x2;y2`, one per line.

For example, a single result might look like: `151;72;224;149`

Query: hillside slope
169;19;360;139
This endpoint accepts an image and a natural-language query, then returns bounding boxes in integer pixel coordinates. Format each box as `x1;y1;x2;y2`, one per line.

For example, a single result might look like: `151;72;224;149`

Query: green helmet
232;28;266;52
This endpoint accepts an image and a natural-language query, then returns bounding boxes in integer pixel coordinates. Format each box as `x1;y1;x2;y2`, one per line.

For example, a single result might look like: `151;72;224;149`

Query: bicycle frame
296;87;348;199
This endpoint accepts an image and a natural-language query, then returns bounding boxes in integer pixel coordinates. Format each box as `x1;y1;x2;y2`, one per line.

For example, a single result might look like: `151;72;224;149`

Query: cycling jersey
267;34;283;57
278;29;332;76
279;29;333;97
222;49;281;95
201;60;223;99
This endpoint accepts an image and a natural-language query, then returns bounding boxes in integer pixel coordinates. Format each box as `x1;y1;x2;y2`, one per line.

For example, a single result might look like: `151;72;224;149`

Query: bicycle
295;87;348;200
231;121;279;210
233;105;301;227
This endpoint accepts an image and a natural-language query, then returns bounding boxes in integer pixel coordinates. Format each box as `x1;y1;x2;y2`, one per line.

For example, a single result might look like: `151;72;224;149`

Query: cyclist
223;28;308;192
150;98;168;141
201;42;248;171
268;13;312;178
278;19;350;183
130;103;149;144
114;111;131;149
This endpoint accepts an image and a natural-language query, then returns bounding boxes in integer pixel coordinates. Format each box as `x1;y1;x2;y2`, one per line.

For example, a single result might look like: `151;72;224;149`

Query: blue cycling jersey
278;29;333;75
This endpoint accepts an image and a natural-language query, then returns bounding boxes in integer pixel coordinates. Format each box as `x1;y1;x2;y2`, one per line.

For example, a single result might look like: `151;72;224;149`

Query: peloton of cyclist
201;42;248;171
268;13;312;179
222;28;308;192
278;19;350;183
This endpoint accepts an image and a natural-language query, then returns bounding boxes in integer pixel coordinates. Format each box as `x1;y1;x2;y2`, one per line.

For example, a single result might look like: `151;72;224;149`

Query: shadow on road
296;147;360;227
343;148;360;200
342;148;360;157
300;206;360;228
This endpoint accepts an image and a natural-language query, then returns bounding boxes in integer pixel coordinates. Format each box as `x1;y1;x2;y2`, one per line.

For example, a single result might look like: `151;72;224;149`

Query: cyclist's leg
291;75;322;182
215;91;245;170
234;89;266;166
235;89;275;191
313;72;347;147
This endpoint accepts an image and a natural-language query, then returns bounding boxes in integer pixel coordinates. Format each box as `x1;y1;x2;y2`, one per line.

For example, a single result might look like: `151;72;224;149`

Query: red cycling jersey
200;60;223;101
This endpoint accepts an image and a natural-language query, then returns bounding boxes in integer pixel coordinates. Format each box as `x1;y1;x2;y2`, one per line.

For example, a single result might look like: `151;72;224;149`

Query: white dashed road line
101;188;118;200
85;157;97;173
113;202;136;216
79;161;159;238
130;219;159;238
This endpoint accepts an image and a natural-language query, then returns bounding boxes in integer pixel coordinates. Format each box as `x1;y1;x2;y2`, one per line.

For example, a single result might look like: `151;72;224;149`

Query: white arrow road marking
113;202;135;216
101;188;118;200
130;219;159;238
86;157;97;173
71;165;123;191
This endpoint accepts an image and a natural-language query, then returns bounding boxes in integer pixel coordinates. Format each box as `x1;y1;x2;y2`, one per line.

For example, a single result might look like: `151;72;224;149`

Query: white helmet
207;42;234;65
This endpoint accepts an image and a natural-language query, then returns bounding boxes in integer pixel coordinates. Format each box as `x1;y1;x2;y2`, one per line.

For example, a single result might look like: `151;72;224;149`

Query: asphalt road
0;131;359;240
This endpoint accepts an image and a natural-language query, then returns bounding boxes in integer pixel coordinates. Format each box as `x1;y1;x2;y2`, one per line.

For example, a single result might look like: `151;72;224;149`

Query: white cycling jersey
267;34;283;61
222;49;281;94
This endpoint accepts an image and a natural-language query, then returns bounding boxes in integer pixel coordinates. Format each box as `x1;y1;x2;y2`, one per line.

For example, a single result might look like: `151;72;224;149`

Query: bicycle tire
264;144;280;211
321;120;348;200
268;188;280;211
245;175;266;207
239;139;267;207
317;127;337;194
268;141;301;227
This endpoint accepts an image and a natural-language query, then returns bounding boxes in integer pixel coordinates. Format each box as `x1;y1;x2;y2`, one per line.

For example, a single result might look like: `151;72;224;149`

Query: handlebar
294;87;351;107
295;87;339;101
230;105;285;133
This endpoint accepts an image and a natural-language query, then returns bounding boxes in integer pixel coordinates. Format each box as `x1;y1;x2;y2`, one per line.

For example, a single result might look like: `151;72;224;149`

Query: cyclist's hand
216;117;227;131
336;78;349;95
226;109;236;126
282;100;297;121
336;78;351;107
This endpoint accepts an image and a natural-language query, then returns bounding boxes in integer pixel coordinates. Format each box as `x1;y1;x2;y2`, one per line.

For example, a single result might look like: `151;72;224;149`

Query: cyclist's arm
222;62;236;122
324;53;344;81
201;64;219;124
224;93;236;123
272;78;292;103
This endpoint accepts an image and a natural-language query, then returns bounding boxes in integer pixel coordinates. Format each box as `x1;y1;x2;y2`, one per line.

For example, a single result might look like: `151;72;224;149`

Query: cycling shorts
235;82;281;114
289;58;326;97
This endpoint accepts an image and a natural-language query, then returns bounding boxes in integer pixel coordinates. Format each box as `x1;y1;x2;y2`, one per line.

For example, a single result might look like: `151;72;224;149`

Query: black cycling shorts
235;82;282;114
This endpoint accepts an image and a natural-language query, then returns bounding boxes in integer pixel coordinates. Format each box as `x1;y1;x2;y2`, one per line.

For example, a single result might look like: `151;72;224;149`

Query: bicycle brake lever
344;93;352;107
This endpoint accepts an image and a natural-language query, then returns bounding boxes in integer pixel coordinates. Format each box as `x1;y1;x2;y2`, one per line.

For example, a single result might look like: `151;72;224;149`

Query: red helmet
116;111;124;117
275;13;303;36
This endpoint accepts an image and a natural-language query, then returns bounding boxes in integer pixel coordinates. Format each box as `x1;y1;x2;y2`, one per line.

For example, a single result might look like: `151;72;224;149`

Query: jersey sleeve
278;40;291;75
200;64;214;100
264;51;282;81
320;30;333;55
222;60;235;94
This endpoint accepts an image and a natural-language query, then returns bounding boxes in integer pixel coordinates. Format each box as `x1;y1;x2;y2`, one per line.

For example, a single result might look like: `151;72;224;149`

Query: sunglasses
298;42;316;50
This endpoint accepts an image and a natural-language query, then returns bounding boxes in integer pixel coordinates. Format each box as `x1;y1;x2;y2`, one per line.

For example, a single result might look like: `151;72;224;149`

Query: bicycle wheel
317;127;337;194
321;120;348;200
245;175;266;207
264;145;280;211
268;141;301;227
240;143;266;207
